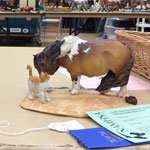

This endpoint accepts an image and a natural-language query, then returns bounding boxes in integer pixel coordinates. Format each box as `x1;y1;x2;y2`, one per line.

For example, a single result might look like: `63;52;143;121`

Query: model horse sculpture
98;0;125;11
34;36;133;97
46;0;67;7
69;0;94;11
97;0;149;11
129;0;148;10
0;0;14;10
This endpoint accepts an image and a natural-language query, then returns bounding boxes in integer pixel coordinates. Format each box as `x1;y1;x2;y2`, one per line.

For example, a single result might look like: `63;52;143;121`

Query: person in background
95;18;106;37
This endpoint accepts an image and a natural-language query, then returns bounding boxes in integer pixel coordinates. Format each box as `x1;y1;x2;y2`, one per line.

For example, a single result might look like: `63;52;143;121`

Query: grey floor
41;29;102;47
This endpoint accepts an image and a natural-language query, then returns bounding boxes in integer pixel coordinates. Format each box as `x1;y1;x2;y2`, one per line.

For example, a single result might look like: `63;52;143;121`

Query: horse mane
43;40;65;63
59;35;89;61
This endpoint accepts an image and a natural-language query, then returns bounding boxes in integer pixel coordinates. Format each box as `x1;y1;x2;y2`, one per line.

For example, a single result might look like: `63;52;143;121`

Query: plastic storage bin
105;25;135;40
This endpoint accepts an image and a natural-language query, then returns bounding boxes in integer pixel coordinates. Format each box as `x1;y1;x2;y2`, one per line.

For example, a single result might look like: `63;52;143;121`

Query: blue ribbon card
86;104;150;143
69;127;150;149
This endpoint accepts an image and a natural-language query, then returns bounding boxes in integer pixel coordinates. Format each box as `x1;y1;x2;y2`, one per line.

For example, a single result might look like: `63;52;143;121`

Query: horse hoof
71;89;79;95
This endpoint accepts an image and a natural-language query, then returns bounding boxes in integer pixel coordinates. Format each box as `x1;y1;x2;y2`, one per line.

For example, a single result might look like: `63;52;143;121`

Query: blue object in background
103;33;108;39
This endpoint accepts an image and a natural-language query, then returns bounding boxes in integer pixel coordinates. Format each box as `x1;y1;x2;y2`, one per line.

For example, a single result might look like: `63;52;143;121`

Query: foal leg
117;85;127;97
71;76;81;95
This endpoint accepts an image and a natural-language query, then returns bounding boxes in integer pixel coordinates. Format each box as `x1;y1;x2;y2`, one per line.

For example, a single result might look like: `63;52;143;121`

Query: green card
86;104;150;143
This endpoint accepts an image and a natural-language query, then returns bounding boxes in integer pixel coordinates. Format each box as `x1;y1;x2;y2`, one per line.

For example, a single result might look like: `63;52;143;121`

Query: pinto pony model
34;36;133;97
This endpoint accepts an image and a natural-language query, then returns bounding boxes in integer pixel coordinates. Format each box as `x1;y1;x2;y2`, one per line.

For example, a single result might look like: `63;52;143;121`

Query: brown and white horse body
34;36;133;97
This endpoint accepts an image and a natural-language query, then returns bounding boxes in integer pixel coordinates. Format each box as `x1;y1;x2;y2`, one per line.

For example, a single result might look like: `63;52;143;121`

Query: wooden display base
21;89;141;118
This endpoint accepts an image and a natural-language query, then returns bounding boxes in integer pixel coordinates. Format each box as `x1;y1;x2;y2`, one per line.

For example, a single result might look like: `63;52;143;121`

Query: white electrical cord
0;120;48;136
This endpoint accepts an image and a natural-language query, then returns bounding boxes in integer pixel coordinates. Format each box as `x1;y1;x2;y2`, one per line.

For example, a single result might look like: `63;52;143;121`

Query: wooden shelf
0;11;150;19
0;33;39;37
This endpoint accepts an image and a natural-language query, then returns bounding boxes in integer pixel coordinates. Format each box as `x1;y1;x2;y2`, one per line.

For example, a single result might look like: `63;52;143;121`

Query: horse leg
70;75;81;95
117;85;127;97
48;0;50;6
68;0;74;8
96;70;116;93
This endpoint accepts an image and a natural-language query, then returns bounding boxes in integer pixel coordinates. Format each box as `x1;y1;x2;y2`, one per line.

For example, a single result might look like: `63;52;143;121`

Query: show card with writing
86;104;150;143
69;127;133;149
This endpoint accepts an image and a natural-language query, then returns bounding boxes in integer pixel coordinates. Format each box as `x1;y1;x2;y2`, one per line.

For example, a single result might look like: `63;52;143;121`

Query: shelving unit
0;0;42;46
0;17;42;46
136;18;150;32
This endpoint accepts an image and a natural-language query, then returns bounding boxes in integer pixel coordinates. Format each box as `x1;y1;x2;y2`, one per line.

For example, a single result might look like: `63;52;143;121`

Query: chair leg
44;23;46;38
56;25;59;40
60;18;63;38
56;18;62;40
